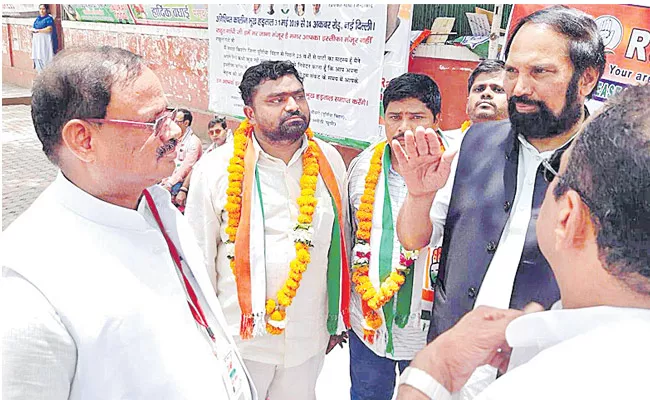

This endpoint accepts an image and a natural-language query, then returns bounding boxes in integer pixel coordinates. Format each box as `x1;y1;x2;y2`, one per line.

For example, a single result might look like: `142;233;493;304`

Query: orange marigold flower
357;230;371;241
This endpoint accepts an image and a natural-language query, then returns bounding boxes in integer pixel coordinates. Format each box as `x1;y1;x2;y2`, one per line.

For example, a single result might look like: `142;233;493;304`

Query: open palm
392;127;457;198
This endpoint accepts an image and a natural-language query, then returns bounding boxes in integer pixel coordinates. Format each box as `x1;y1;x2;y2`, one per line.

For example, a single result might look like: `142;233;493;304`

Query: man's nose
481;90;493;99
285;96;299;112
511;74;533;97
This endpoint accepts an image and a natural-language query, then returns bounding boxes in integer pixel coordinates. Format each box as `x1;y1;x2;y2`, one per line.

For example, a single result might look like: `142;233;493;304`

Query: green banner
64;4;135;24
130;4;208;28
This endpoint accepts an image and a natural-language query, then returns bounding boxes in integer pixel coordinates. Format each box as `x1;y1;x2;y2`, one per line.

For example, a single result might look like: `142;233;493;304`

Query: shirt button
486;241;497;253
468;287;477;298
503;201;511;212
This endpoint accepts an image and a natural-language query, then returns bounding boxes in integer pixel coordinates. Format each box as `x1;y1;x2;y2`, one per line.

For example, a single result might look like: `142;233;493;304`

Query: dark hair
467;59;505;94
554;85;650;293
208;115;227;130
176;108;193;126
239;60;303;106
504;5;605;98
383;73;441;119
31;46;145;164
39;4;50;13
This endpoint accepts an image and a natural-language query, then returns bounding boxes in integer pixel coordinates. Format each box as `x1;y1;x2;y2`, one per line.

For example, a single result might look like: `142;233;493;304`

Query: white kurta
477;306;650;399
185;134;347;368
2;172;255;400
31;32;54;64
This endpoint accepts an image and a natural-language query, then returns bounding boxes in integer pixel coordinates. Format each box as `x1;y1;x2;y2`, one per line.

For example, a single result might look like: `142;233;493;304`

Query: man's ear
555;190;589;250
433;113;442;128
60;119;97;163
243;105;255;125
578;67;600;99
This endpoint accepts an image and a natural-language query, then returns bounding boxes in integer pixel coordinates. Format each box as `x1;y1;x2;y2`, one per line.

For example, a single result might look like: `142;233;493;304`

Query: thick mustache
281;111;306;123
156;138;177;158
510;95;543;107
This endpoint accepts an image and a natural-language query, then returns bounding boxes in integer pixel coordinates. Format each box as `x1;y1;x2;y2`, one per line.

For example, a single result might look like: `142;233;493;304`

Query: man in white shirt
185;60;349;400
2;46;255;399
161;108;203;207
395;81;650;400
347;73;460;400
396;6;605;398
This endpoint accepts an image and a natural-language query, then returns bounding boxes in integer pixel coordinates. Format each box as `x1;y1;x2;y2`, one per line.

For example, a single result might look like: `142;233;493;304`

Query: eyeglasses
541;150;563;183
86;108;178;138
541;150;594;211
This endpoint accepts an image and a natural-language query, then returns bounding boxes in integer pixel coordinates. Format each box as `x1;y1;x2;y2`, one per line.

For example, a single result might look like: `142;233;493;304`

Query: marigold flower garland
225;119;319;335
351;141;418;342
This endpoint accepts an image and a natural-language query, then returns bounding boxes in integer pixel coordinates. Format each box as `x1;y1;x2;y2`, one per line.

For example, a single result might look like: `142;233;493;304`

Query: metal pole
488;4;504;59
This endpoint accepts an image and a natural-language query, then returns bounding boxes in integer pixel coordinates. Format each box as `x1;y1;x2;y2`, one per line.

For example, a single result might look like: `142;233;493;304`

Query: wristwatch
399;366;452;400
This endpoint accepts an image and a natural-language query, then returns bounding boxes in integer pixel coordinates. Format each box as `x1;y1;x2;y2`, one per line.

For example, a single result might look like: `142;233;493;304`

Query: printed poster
208;4;387;148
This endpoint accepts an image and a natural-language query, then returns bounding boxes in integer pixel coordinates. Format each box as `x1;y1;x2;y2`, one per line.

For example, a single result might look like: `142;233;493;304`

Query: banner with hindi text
208;4;387;148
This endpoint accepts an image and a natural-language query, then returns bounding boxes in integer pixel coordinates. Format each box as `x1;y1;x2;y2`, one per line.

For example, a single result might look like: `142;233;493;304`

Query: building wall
2;17;478;162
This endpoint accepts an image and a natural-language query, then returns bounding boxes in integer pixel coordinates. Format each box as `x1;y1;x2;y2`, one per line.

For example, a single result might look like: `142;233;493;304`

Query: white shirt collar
51;171;171;232
250;131;309;167
506;305;650;351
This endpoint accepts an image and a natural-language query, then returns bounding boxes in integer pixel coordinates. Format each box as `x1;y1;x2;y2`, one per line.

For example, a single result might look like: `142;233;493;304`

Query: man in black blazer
395;6;606;397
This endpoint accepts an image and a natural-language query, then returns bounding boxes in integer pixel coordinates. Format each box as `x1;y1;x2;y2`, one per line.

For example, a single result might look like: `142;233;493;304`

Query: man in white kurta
1;46;255;400
185;60;347;400
347;73;462;400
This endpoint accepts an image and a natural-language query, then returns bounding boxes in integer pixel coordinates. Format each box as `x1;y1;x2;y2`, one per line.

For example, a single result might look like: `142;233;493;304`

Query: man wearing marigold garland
346;73;461;400
185;60;349;400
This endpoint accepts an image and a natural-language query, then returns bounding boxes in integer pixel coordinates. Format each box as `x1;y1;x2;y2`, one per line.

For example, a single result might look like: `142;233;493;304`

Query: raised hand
391;126;457;199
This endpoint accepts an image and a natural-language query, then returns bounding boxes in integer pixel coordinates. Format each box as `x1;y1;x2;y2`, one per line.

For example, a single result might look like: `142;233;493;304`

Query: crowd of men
2;5;649;400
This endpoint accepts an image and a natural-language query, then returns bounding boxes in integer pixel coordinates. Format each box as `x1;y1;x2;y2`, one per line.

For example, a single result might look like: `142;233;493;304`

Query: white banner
208;4;387;148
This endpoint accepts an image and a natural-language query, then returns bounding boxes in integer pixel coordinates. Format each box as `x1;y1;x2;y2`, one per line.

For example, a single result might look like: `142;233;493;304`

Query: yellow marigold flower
286;279;299;290
298;214;312;224
226;187;242;196
358;221;373;232
266;299;276;314
278;292;292;307
387;280;399;292
390;272;405;285
300;205;315;216
357;230;371;241
290;270;302;282
368;316;382;329
300;176;318;187
225;226;238;236
225;203;239;213
362;290;375;301
297;249;311;264
284;287;297;298
359;203;373;213
270;310;285;321
301;188;316;197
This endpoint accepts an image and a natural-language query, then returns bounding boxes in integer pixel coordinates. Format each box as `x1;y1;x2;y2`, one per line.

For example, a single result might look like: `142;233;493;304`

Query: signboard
130;4;208;28
508;5;650;104
208;4;387;148
63;4;135;24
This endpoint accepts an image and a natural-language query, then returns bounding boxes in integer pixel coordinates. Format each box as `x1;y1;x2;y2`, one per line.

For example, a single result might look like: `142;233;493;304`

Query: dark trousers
349;330;410;400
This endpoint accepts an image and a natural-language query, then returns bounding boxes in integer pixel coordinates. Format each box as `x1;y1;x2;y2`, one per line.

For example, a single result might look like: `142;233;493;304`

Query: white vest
3;174;255;399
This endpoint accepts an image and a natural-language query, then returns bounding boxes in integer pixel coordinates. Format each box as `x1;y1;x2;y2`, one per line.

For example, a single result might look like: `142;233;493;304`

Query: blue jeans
349;330;411;400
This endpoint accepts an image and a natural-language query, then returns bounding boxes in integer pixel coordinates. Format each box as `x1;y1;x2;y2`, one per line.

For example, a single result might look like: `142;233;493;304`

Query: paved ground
2;104;58;230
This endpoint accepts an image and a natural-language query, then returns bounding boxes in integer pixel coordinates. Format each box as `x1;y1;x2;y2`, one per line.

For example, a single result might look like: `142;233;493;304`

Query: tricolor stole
231;121;350;339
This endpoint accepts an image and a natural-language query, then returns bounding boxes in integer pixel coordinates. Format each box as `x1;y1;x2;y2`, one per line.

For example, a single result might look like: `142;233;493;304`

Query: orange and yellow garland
351;141;418;342
224;119;319;335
